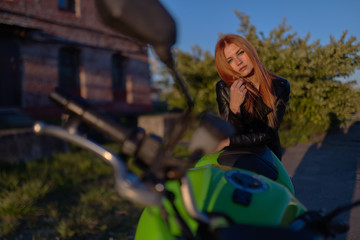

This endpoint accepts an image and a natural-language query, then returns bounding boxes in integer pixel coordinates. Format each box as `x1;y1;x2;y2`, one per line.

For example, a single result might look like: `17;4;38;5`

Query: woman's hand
212;137;230;153
230;79;247;114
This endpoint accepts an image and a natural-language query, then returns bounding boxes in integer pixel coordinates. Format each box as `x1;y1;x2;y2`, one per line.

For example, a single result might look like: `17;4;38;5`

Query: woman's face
224;43;254;78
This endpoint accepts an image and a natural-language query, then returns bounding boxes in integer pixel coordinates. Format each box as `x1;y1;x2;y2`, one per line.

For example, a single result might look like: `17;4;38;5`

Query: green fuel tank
135;151;306;239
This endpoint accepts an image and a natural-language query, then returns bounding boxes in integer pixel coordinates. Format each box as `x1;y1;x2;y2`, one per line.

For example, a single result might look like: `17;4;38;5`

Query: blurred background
0;0;359;239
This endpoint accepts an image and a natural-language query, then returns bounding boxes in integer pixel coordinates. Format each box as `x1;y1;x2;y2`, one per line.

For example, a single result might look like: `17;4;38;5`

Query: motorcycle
33;0;360;239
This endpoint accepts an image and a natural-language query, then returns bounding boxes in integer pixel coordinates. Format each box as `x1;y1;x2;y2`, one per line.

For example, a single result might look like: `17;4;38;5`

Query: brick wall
0;0;140;53
0;0;153;117
21;41;59;107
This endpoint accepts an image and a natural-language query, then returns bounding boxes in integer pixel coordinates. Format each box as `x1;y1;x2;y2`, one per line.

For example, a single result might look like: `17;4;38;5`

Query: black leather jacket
216;76;290;160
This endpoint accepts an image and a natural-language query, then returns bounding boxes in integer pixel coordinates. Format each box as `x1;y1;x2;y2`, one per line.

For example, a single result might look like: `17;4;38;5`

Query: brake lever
290;200;360;237
33;121;163;206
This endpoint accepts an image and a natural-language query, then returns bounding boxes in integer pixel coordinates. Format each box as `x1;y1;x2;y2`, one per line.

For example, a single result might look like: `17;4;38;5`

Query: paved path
282;124;360;240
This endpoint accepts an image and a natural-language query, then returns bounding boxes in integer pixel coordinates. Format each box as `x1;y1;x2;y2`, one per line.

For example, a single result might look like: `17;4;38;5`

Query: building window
0;39;22;107
58;0;76;12
58;48;80;93
112;53;127;101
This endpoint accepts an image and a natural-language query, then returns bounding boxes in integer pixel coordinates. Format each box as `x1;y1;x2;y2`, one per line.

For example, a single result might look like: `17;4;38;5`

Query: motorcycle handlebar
49;87;144;156
33;121;163;206
33;121;199;209
43;88;232;214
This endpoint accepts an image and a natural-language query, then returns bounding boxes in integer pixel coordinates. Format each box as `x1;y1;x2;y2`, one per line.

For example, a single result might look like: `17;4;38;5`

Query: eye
237;50;244;56
227;58;233;64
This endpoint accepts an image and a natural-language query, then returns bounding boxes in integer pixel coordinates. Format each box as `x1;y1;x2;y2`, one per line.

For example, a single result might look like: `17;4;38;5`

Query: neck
244;69;260;91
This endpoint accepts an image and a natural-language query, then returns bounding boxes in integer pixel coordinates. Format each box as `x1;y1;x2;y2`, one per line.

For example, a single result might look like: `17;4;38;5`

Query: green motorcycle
135;147;307;240
34;87;357;240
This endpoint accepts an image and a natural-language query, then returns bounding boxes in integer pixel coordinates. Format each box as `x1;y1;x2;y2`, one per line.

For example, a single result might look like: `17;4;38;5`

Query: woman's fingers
239;83;245;91
229;79;247;114
231;79;245;93
230;82;238;91
233;79;244;88
240;85;247;95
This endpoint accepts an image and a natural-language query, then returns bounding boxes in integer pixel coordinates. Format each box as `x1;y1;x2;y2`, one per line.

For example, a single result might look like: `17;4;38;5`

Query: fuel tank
135;151;306;239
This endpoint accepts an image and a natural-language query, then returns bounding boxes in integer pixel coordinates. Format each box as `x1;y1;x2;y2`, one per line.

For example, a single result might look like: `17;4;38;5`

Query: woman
214;34;290;160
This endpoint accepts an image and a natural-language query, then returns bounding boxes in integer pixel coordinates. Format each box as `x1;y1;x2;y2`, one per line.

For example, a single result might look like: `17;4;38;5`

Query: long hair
214;34;277;128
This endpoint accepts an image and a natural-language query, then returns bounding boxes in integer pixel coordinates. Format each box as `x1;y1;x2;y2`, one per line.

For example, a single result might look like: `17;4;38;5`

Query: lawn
0;143;143;240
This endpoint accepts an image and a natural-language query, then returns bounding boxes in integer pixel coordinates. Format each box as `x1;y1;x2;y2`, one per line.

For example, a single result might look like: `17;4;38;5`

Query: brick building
0;0;153;119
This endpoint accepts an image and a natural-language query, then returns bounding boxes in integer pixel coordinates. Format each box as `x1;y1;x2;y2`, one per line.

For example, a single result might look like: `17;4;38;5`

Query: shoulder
272;75;290;89
271;75;290;96
216;79;228;88
216;79;230;101
216;79;230;92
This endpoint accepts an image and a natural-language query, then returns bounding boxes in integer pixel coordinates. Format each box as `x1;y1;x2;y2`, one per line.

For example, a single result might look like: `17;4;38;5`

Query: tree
156;46;219;114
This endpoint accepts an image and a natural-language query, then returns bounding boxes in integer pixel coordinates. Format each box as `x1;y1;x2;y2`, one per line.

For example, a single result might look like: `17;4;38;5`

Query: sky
158;0;360;85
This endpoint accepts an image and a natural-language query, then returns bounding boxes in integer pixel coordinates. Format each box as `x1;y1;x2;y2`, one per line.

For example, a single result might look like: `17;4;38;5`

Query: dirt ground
282;124;360;240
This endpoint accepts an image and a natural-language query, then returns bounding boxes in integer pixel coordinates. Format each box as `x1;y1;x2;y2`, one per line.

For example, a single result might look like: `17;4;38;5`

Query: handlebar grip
49;87;135;147
329;221;349;235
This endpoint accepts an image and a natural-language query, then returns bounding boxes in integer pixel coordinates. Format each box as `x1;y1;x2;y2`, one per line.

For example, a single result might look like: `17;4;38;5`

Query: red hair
214;34;277;128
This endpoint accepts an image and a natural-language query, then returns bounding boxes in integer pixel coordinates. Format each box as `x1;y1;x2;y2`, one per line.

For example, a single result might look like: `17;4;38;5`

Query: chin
244;69;255;78
239;71;250;78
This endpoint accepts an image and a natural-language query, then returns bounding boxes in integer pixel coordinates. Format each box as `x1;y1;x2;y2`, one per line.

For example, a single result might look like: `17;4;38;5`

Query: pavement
282;124;360;240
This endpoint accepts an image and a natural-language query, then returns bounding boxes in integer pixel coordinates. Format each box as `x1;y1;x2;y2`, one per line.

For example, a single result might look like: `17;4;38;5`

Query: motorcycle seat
217;146;279;180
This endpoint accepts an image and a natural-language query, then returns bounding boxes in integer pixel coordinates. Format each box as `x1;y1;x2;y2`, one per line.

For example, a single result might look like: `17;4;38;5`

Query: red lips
239;65;247;72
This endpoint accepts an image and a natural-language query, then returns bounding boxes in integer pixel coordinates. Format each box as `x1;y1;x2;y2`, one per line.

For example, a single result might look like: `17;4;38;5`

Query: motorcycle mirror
189;113;235;156
95;0;176;67
95;0;194;109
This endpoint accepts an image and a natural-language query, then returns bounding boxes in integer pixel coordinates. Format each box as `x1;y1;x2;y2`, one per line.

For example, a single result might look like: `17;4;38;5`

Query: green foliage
0;145;142;239
158;46;220;114
157;10;360;146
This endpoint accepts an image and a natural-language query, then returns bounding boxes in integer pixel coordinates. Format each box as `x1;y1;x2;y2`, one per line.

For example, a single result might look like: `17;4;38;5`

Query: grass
0;143;143;240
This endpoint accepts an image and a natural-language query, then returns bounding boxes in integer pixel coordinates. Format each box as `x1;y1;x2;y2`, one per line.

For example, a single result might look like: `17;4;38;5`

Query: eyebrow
225;48;243;61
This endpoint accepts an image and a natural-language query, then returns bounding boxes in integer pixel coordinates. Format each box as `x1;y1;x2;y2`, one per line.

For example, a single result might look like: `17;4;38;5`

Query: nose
234;56;242;65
